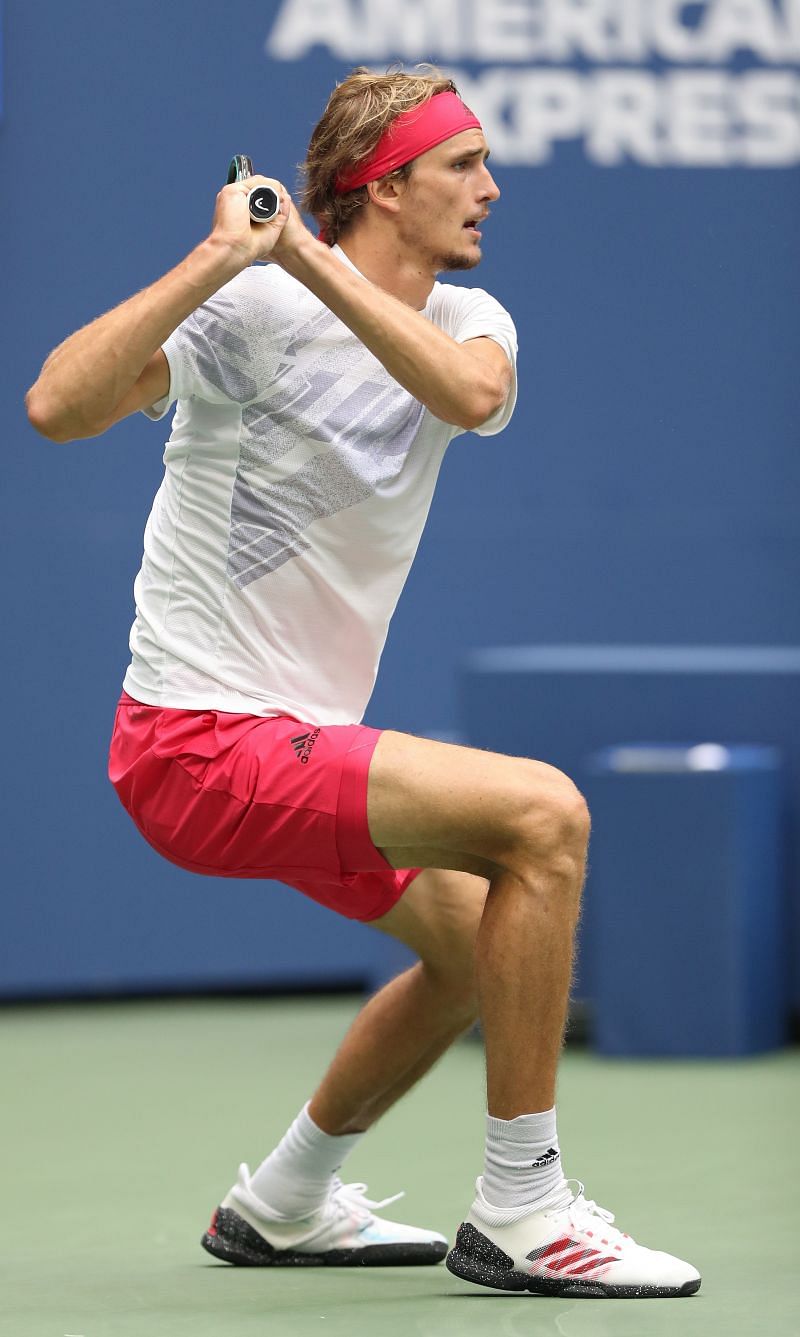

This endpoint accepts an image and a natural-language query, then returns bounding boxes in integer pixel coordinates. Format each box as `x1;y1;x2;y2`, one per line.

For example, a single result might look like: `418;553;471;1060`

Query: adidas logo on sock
530;1147;560;1169
290;729;320;765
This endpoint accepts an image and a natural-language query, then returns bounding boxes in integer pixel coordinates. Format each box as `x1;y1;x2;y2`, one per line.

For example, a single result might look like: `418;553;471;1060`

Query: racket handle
226;155;280;223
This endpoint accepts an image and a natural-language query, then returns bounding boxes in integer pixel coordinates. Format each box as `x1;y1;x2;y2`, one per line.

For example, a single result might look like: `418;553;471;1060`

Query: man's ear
366;174;407;216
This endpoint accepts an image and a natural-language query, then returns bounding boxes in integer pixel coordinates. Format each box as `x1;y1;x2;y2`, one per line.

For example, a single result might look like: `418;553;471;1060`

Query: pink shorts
108;693;419;922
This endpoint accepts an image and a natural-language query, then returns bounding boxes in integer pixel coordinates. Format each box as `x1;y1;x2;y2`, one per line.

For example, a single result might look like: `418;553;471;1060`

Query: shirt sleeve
139;269;281;420
446;286;518;437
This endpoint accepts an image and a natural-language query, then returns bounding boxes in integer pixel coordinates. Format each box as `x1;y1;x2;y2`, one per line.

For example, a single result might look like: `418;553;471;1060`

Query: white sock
249;1103;364;1218
482;1108;571;1211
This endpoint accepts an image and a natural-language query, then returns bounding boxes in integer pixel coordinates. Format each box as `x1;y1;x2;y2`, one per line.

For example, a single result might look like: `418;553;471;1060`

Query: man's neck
336;234;436;312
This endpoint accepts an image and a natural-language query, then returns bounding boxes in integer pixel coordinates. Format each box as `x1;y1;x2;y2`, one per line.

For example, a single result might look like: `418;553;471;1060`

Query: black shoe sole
201;1204;448;1267
445;1223;701;1299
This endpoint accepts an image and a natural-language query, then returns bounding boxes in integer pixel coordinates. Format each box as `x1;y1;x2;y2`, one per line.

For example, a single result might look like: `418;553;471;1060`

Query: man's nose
480;165;500;201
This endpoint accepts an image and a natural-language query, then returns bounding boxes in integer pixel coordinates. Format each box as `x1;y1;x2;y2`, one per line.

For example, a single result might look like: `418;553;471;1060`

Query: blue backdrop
2;1;799;1009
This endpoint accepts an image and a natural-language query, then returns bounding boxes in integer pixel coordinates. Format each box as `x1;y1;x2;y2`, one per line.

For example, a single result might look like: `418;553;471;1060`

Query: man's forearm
26;237;246;441
279;237;509;430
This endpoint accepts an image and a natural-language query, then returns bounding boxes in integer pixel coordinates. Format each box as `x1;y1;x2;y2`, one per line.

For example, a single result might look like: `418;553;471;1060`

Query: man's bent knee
502;763;590;875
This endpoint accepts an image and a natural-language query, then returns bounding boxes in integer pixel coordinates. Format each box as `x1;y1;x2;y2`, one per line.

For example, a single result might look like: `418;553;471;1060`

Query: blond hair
300;66;458;246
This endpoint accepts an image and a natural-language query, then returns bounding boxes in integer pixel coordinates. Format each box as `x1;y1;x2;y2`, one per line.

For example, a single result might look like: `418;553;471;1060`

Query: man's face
396;129;500;273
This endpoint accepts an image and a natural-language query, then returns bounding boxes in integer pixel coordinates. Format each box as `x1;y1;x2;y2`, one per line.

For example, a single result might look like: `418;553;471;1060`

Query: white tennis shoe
446;1177;701;1298
201;1162;448;1266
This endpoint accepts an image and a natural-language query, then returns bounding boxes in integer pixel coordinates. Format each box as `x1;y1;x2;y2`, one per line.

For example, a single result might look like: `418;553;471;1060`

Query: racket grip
226;155;280;224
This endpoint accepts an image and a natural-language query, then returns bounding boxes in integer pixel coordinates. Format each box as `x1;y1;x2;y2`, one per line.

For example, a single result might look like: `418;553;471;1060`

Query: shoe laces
330;1177;405;1222
557;1180;628;1243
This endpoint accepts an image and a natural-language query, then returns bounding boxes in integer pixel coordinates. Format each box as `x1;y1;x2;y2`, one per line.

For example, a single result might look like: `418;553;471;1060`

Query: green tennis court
3;995;798;1337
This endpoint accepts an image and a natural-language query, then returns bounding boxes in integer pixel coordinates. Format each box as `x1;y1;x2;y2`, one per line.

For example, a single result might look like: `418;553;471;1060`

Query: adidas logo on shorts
291;730;320;765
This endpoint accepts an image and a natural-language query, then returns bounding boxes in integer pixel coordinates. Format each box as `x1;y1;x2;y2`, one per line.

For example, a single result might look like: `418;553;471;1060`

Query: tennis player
26;68;700;1298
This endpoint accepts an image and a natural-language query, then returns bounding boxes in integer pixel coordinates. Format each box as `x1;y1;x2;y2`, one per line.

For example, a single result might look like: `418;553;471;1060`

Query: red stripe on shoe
528;1236;582;1265
570;1255;621;1276
550;1247;595;1273
543;1236;577;1260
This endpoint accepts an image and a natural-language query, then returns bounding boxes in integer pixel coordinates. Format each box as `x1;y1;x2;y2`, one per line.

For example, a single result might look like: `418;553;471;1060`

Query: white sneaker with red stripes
446;1178;701;1298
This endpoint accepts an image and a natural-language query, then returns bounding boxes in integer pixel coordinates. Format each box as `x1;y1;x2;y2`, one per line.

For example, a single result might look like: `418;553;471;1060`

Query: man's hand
268;196;321;267
210;174;291;266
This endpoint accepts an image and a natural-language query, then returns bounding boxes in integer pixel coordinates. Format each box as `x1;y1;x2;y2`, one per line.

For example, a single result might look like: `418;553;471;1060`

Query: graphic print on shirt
221;307;427;589
180;294;260;403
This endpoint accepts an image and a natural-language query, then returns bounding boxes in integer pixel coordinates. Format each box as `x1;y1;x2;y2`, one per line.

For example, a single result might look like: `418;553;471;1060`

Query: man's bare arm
274;216;512;431
26;178;289;442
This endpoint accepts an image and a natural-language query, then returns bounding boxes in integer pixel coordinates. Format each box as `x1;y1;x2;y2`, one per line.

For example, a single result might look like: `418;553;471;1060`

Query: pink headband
335;90;482;195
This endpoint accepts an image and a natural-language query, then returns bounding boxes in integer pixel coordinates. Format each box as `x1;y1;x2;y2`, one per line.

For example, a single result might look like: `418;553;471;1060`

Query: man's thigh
366;729;580;874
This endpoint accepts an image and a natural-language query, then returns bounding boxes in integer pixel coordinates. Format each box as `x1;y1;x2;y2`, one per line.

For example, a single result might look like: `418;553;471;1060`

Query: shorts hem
335;728;394;877
355;867;423;922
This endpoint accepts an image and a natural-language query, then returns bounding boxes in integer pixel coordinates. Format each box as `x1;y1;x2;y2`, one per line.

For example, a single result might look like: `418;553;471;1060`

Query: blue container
584;744;788;1056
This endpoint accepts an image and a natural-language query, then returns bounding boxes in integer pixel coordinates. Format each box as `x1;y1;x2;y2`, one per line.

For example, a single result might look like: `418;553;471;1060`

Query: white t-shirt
123;246;517;724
